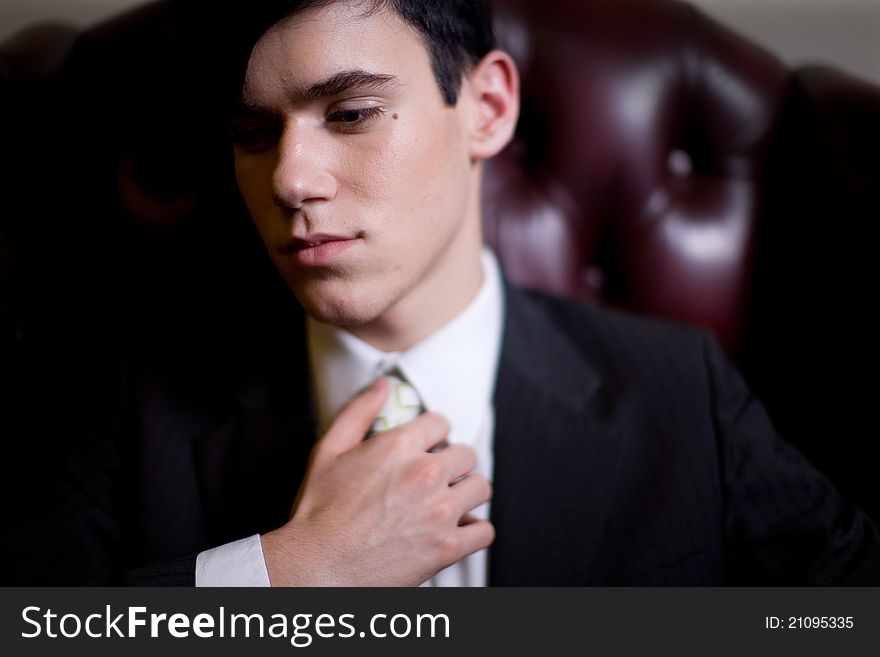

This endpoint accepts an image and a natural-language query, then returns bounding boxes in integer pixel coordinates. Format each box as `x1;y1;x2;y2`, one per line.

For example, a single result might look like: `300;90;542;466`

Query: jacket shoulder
507;286;716;379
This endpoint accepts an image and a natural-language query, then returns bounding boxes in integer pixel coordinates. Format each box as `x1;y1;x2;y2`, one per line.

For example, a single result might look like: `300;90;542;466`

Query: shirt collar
307;249;504;444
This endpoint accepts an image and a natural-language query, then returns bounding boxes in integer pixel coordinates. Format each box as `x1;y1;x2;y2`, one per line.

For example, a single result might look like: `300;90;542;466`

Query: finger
455;519;496;559
431;443;477;483
373;411;451;454
320;378;390;456
449;474;493;516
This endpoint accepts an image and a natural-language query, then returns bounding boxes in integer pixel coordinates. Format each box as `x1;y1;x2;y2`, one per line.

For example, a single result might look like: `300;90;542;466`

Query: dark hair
378;0;496;104
177;0;495;106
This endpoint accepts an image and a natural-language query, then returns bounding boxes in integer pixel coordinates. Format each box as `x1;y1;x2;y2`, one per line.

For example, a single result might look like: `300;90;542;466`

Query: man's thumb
319;378;390;455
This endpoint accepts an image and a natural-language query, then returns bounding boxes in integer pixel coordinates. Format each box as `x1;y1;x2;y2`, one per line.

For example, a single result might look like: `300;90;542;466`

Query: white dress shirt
196;249;504;586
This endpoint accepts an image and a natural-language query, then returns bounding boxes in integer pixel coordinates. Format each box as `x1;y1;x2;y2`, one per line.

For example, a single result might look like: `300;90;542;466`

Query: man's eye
228;125;281;153
326;106;386;130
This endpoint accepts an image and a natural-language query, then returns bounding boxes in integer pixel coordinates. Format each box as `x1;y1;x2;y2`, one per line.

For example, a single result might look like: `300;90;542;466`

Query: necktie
367;368;425;436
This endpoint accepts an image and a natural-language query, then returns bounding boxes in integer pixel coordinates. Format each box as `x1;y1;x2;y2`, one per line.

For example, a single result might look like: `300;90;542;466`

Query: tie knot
368;368;424;436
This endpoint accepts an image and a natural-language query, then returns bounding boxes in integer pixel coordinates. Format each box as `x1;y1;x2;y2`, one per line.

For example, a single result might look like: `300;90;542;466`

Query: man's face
233;2;480;330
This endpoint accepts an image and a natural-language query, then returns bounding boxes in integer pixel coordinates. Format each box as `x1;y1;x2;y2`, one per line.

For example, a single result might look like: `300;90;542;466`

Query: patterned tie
367;368;425;437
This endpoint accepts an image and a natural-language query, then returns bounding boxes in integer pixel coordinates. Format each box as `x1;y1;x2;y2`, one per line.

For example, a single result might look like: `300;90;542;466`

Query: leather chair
2;0;878;516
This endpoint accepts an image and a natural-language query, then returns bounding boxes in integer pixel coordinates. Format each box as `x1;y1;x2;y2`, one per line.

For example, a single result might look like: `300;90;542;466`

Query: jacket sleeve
703;332;880;584
5;351;199;586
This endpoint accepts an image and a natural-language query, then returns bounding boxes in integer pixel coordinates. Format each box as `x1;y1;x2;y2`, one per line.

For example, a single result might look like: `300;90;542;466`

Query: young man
14;0;879;585
191;0;879;586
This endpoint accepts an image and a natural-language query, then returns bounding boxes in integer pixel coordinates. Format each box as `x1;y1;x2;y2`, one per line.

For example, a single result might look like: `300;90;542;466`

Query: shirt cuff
195;534;271;587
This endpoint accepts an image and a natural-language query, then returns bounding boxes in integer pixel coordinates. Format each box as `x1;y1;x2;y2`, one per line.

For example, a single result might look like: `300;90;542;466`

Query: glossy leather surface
485;0;787;349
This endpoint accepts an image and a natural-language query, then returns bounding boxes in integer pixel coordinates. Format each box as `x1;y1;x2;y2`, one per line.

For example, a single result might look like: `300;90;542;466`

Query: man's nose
271;124;337;209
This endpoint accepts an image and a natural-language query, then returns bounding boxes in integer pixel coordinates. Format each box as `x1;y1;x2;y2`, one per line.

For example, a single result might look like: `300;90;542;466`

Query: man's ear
462;50;520;161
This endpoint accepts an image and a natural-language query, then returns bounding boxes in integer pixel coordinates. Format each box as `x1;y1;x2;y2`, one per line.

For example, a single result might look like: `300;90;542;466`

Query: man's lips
281;233;359;253
280;233;361;267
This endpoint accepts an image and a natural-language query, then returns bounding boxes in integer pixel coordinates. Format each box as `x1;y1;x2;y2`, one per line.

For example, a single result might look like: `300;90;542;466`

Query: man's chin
293;289;388;329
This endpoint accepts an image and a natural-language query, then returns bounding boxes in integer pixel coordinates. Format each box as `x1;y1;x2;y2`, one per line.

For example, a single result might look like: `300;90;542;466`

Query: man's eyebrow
300;70;399;102
240;69;400;113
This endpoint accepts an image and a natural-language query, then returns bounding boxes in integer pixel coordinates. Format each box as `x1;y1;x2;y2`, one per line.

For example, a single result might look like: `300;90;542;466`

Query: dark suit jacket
8;284;880;585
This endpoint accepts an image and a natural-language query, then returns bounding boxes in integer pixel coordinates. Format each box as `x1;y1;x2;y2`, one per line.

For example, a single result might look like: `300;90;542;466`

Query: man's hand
261;378;494;586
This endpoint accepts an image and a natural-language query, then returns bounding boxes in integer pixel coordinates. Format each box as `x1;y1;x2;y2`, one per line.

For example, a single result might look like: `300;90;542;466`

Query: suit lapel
489;285;630;584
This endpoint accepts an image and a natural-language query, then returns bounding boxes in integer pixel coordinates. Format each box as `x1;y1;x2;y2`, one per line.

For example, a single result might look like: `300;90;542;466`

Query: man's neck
306;248;504;437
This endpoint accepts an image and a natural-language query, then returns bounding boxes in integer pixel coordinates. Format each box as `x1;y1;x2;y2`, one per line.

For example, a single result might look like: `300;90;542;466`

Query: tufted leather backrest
484;0;787;350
